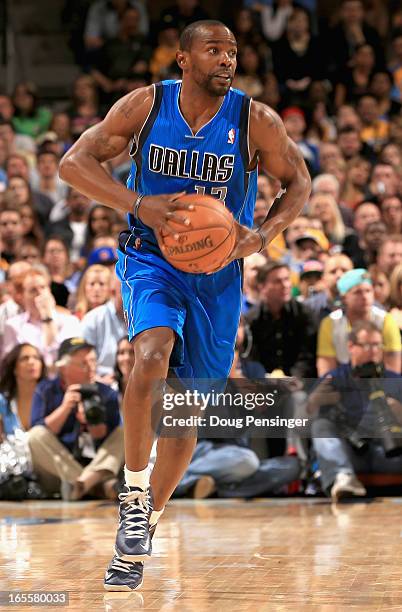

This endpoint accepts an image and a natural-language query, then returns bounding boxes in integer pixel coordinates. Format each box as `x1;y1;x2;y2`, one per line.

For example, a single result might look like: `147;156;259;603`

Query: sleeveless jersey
126;79;258;251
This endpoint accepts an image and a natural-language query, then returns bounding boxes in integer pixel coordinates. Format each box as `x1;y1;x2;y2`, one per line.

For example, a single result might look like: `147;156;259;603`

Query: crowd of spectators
2;0;402;503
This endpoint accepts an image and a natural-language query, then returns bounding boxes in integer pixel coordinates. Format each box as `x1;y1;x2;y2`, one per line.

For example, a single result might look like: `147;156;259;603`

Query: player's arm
227;101;311;260
59;87;192;229
250;101;311;246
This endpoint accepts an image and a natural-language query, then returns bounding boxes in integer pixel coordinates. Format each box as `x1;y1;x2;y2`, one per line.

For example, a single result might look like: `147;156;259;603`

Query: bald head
179;20;234;51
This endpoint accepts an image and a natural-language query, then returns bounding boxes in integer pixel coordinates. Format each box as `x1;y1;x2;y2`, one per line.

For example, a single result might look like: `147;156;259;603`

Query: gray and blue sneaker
114;485;153;561
104;523;157;591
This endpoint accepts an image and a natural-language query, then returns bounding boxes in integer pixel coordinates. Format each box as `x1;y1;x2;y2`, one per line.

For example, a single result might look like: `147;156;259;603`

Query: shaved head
179;20;234;51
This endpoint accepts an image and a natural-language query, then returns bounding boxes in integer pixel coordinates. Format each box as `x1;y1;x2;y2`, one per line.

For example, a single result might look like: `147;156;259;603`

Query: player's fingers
171;201;195;212
156;224;179;241
168;191;186;203
165;212;192;227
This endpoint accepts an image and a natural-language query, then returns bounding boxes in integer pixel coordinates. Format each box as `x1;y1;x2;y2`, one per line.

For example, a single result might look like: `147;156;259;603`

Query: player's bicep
74;122;130;163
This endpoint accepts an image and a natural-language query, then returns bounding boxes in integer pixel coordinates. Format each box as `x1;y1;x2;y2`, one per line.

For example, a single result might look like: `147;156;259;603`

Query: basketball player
59;20;311;590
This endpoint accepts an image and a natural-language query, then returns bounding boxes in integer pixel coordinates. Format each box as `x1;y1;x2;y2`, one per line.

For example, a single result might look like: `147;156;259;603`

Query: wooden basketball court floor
1;497;402;611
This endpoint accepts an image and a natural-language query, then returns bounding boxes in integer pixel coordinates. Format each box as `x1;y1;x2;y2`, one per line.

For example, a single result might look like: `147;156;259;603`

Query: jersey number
195;185;228;204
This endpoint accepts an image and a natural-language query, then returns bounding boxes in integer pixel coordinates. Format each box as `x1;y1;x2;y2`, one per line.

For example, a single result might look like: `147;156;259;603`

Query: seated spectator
67;75;103;141
91;7;152;103
30;150;68;204
305;253;353;323
174;319;300;499
326;0;383;76
18;239;42;265
232;44;265;98
42;236;80;307
307;193;356;251
74;264;114;320
5;158;53;225
84;0;148;51
357;94;390;153
28;338;124;500
0;93;14;121
350;220;387;268
0;343;46;431
370;70;402;120
389;263;402;333
341;157;372;210
0;261;31;355
337;125;376;164
368;162;399;203
256;0;294;42
343;200;381;263
272;6;323;108
334;44;376;109
369;264;391;311
258;72;281;111
47;188;90;265
114;337;133;398
81;276;127;377
245;262;317;377
317;268;401;376
311;173;354;228
376;235;402;275
50;112;73;153
11;82;52;139
2;268;81;369
19;203;44;248
242;253;267;312
150;25;179;80
309;321;402;502
0;204;24;264
82;204;116;257
319;142;344;175
281;107;319;175
297;260;324;302
389;29;402;102
381;196;402;234
157;0;209;37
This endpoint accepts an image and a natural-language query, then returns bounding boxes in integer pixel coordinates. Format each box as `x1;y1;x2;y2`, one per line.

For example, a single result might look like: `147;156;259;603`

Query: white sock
150;507;164;526
124;465;149;490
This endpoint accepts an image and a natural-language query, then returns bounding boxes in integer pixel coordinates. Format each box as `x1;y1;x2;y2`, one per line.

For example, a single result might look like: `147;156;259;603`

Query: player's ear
176;50;188;71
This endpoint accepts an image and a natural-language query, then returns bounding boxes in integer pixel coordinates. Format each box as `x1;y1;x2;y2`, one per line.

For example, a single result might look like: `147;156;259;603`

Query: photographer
28;338;124;500
309;321;402;502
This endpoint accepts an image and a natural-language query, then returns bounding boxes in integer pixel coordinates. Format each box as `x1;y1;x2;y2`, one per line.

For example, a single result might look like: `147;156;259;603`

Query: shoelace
110;556;142;574
119;488;151;539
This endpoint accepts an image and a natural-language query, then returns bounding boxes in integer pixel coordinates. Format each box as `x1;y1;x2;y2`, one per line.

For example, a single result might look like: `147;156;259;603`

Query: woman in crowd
306;192;356;251
43;236;81;307
11;82;52;138
114;337;135;398
0;344;46;433
67;75;103;139
74;264;113;320
82;205;116;257
335;43;377;108
341;157;372;209
369;264;391;310
20;203;44;247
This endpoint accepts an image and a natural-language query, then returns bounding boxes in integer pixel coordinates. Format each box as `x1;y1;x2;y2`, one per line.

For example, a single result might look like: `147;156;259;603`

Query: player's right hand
137;192;194;237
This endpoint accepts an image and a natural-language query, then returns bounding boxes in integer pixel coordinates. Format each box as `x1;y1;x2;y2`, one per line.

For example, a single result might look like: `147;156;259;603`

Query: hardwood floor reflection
1;498;402;610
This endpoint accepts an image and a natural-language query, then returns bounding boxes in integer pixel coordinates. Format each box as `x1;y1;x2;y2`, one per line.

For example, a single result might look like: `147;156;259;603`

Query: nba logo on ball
227;128;235;144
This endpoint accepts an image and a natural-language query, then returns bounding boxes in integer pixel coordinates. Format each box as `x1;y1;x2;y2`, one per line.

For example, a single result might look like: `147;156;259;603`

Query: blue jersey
126;79;258;252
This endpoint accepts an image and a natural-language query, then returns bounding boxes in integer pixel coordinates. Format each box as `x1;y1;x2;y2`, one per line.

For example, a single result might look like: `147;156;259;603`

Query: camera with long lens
79;384;106;425
352;361;402;457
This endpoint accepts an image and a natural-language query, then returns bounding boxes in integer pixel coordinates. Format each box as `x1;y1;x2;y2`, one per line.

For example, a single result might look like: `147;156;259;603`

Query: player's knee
134;346;171;379
228;448;260;481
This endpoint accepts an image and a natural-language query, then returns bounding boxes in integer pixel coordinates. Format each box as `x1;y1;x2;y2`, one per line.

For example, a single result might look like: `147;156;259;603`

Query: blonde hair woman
74;265;113;320
307;192;351;247
389;263;402;331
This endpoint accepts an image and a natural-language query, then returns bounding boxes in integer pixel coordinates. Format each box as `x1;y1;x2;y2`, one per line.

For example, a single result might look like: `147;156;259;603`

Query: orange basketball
158;194;236;274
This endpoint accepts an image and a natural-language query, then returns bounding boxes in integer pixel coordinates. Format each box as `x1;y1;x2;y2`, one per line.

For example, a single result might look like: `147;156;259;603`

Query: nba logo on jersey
227;128;235;144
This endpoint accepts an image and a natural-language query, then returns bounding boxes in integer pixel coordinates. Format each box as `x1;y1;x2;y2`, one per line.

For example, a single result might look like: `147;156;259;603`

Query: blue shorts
116;232;242;382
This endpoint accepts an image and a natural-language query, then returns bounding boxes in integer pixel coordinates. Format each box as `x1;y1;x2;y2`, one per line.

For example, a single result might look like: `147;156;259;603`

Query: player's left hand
207;222;264;273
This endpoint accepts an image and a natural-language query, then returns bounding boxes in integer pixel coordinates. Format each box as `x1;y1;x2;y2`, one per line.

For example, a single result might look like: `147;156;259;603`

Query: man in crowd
376;235;402;275
28;338;124;500
309;321;402;502
317;268;401;376
305;253;354;323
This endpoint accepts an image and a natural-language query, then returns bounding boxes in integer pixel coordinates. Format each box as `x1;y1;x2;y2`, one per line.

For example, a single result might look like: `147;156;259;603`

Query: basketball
158;194;236;274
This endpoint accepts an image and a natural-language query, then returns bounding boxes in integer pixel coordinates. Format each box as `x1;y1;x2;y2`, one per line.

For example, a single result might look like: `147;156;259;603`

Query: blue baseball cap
87;246;117;266
337;268;372;296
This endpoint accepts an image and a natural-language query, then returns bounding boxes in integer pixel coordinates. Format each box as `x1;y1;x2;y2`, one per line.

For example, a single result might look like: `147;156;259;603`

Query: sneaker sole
114;546;151;562
104;578;143;592
332;488;366;503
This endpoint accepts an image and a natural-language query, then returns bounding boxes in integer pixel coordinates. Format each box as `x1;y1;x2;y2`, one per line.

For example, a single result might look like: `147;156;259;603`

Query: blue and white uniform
117;79;258;381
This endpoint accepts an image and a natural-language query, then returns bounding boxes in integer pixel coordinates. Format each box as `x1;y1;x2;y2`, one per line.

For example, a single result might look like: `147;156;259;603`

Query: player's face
187;27;237;97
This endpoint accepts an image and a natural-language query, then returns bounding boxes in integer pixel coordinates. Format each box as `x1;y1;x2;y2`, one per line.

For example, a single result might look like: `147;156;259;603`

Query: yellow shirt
318;311;401;359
